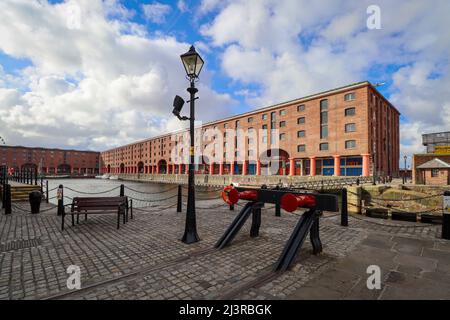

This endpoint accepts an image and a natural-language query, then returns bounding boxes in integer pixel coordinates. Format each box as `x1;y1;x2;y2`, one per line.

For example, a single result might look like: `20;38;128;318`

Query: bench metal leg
77;213;80;224
85;213;87;221
117;212;120;229
61;211;65;231
123;211;126;224
71;213;75;226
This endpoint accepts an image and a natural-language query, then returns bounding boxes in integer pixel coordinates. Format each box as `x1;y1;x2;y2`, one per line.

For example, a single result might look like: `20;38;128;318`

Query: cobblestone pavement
0;198;448;300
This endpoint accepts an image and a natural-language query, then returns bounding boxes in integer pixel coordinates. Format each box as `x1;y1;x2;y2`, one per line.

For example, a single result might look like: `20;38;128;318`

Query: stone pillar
256;160;261;176
334;155;341;176
289;157;295;176
361;153;370;177
230;162;234;176
209;162;214;175
242;161;247;176
219;162;224;175
156;165;159;174
172;163;176;174
166;163;170;174
310;157;316;176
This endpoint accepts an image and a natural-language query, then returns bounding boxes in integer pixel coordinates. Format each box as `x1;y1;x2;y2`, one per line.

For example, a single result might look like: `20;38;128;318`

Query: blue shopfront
317;156;363;176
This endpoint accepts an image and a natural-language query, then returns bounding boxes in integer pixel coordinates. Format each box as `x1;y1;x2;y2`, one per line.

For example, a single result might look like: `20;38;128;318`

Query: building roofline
0;145;99;154
102;80;397;152
416;157;450;169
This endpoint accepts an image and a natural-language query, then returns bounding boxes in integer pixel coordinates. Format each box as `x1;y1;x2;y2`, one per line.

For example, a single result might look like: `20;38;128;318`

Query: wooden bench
61;196;132;231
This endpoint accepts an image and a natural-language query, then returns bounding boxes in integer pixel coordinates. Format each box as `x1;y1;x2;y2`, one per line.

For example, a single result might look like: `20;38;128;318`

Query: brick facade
0;145;100;175
101;81;400;177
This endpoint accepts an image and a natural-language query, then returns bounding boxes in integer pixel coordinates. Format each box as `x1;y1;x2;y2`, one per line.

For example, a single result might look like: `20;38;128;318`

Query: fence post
120;184;125;197
57;184;64;216
177;185;182;213
275;202;281;217
341;188;348;226
443;191;450;240
46;180;49;204
4;184;12;215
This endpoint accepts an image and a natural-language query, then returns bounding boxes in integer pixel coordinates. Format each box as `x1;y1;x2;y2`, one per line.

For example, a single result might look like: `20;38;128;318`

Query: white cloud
201;0;450;160
177;0;188;12
142;2;172;24
0;0;235;151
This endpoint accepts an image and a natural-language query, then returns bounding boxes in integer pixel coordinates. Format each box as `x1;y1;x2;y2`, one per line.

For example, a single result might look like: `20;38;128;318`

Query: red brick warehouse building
0;145;100;175
100;81;400;177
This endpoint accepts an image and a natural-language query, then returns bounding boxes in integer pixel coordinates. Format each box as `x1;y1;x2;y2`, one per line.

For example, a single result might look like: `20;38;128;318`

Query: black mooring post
35;170;38;185
57;184;64;216
46;180;49;204
341;188;348;227
442;191;450;240
177;185;182;213
120;184;125;197
229;204;234;211
5;184;12;215
275;202;281;217
250;207;262;238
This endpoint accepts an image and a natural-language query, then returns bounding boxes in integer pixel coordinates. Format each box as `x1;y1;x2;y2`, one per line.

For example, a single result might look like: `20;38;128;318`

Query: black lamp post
403;155;407;184
173;45;204;244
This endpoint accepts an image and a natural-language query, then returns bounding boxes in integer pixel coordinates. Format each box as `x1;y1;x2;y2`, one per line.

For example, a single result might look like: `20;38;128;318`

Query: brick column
289;157;295;176
179;164;182;174
310;157;316;176
362;153;370;177
230;162;234;176
333;155;341;176
156;165;159;174
209;162;214;175
166;163;170;174
256;160;261;176
172;163;176;174
219;162;224;175
242;161;247;175
185;163;189;174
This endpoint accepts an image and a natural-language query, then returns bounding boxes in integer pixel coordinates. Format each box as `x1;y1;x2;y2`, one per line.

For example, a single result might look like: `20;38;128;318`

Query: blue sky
1;0;449;166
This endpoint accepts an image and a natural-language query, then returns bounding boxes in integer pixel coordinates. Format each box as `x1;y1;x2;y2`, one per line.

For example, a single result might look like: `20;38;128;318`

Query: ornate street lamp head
180;45;204;80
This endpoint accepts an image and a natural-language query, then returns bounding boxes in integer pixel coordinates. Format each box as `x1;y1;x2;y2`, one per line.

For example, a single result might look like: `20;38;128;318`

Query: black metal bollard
57;184;64;216
29;191;42;214
229;204;234;211
4;184;12;215
275;202;281;217
177;185;182;213
120;184;125;197
46;180;49;204
35;170;38;185
443;191;450;240
341;188;348;226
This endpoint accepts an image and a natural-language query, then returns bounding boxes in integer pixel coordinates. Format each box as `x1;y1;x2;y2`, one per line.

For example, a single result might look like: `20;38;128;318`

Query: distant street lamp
403;155;408;184
172;45;204;244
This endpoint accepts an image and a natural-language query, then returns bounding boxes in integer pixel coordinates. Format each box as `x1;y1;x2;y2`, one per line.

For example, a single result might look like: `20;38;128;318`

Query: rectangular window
279;121;286;128
297;104;305;112
320;143;329;151
297;130;305;138
320;99;328;111
248;127;255;134
345;107;356;116
248;150;254;156
248;138;254;144
344;92;356;101
280;109;286;116
297;145;306;152
431;168;439;177
279;133;286;141
262;124;268;130
320;126;328;139
224;123;229;128
262;136;267;143
262;114;268;120
297;117;305;124
248;117;253;123
345;140;356;149
345;123;356;132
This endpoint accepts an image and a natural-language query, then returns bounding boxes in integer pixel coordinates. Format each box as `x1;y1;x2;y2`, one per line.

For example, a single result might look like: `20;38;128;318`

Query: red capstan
280;193;316;212
221;186;258;205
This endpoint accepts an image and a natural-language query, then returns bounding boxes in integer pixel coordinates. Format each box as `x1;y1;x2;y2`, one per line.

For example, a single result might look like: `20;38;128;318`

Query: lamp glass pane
182;55;197;76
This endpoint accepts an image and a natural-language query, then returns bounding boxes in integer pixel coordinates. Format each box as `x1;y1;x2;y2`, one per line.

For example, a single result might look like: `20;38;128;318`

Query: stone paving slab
0;199;449;300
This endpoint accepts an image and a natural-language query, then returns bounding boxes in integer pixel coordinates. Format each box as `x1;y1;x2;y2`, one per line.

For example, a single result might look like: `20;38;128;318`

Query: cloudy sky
0;0;449;166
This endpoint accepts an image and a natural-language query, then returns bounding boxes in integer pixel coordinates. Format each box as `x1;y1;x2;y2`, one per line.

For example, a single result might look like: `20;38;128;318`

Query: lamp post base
181;231;200;244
